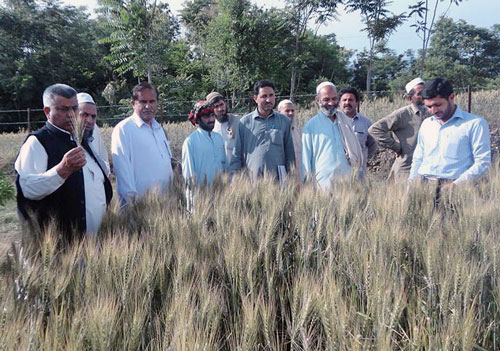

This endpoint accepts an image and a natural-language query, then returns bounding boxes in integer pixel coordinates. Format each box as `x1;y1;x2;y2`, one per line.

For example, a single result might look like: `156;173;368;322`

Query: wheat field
1;90;500;349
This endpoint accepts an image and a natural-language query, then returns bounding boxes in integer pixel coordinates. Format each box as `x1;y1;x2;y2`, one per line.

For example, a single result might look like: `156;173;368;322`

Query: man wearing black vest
15;84;112;244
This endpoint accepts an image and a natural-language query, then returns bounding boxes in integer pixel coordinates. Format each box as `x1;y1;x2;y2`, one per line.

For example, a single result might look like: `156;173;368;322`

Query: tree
285;0;343;98
97;0;179;84
345;0;406;96
408;0;462;74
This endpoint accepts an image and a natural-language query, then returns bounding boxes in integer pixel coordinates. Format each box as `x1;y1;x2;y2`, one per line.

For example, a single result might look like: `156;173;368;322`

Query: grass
0;89;499;349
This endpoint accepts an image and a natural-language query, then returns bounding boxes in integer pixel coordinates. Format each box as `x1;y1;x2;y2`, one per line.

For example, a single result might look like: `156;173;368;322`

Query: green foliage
0;172;14;207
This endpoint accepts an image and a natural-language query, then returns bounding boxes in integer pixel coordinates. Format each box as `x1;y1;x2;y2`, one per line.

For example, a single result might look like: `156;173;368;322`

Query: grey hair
316;81;336;96
277;99;294;111
42;84;77;107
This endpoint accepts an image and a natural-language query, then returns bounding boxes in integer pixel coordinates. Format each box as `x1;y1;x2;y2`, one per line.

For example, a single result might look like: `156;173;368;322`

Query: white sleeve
14;135;65;200
111;125;137;204
91;125;110;174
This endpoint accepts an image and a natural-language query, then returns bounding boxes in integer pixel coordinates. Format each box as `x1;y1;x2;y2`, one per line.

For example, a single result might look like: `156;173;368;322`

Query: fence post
467;85;472;113
27;108;31;132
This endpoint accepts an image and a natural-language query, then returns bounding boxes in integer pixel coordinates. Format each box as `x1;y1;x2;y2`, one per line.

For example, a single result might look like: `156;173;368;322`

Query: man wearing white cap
301;82;364;190
368;77;431;180
77;92;110;175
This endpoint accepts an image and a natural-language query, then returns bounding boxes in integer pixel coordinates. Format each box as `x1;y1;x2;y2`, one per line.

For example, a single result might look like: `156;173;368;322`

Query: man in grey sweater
368;78;431;180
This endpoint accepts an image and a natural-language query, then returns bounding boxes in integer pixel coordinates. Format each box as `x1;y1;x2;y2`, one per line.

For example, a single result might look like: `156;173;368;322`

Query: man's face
278;103;295;120
212;99;227;117
410;84;424;106
253;86;275;117
424;94;455;122
340;93;358;117
79;103;97;136
44;95;79;132
316;86;338;115
131;88;158;124
198;112;216;132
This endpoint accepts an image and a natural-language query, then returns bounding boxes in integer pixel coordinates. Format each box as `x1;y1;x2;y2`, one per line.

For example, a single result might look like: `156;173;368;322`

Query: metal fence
0;86;477;132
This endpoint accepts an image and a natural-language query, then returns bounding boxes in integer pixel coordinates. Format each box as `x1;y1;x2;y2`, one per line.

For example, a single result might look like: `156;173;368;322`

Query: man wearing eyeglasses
15;84;112;244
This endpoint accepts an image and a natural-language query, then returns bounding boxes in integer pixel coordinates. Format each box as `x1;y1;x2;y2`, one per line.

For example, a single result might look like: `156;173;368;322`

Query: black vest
16;122;112;242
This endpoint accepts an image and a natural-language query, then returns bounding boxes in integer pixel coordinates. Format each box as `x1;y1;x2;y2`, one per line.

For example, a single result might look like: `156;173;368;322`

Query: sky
60;0;499;54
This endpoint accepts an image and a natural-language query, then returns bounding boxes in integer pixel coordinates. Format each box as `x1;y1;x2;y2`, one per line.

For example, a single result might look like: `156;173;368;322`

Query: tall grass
1;165;500;349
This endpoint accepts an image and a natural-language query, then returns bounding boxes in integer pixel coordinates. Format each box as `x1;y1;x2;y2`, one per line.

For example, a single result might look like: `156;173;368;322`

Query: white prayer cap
316;81;336;95
277;99;294;111
405;78;424;94
77;92;95;105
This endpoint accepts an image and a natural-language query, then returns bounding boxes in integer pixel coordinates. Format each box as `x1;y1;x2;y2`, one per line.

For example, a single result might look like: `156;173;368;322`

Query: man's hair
42;84;77;107
422;78;454;100
338;87;360;102
277;99;294;111
131;82;158;101
316;82;336;96
253;80;275;96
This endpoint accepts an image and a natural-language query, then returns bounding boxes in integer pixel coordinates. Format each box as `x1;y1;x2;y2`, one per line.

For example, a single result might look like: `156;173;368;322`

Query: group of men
15;77;491;241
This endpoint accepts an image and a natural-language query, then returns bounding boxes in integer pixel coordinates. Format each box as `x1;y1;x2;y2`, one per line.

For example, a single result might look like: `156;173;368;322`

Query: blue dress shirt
409;106;491;184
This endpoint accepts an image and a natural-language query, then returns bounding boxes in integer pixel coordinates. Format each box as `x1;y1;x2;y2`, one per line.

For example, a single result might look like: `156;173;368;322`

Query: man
77;92;110;176
230;80;295;182
277;99;301;176
339;87;377;171
111;82;173;206
409;78;491;191
15;84;112;241
368;77;430;180
182;100;227;186
301;82;364;190
206;92;240;165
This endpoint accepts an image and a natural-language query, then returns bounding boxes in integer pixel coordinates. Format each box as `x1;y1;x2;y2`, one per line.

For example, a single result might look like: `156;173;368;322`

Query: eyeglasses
52;105;79;114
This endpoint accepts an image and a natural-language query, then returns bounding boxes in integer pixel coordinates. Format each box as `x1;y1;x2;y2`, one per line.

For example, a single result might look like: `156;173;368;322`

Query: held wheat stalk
68;109;87;146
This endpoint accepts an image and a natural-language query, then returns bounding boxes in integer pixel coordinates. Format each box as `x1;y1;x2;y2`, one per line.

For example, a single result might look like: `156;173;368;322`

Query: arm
283;120;296;172
365;120;377;158
368;111;402;154
15;136;86;200
229;121;243;172
181;138;196;185
454;118;491;184
111;125;137;204
301;129;313;182
91;125;110;175
408;129;424;182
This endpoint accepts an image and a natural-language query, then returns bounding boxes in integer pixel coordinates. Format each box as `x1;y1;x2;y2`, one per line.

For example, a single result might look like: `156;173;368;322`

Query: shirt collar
431;104;463;124
131;113;160;129
251;109;275;119
196;127;212;136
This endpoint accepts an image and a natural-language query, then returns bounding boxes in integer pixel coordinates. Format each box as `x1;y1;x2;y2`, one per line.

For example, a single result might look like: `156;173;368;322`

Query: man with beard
301;82;364;190
15;84;112;241
206;92;240;165
77;93;110;176
339;87;377;172
111;82;174;207
230;80;295;182
409;78;491;191
182;101;227;186
369;77;430;180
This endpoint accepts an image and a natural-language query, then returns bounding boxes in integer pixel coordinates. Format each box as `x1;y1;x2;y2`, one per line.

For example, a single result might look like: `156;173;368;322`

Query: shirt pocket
442;132;468;159
269;129;283;146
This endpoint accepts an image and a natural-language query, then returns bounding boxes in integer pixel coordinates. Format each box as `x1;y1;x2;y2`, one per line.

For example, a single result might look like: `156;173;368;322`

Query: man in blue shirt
301;82;364;190
409;78;491;194
182;101;227;186
230;80;295;182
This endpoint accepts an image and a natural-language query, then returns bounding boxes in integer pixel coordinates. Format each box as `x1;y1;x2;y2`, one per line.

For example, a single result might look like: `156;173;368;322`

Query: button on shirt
409;106;491;184
182;128;227;185
15;125;107;235
301;112;351;190
111;114;173;204
230;110;295;180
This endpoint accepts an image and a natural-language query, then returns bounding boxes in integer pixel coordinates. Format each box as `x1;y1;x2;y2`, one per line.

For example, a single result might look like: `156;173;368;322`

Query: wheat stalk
68;109;87;146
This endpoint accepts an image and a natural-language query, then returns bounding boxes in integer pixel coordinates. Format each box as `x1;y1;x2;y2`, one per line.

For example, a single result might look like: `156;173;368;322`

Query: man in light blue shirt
302;82;364;190
182;101;226;186
409;78;491;190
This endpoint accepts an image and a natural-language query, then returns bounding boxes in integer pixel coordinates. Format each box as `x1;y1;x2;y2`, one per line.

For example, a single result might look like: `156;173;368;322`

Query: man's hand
56;147;86;179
